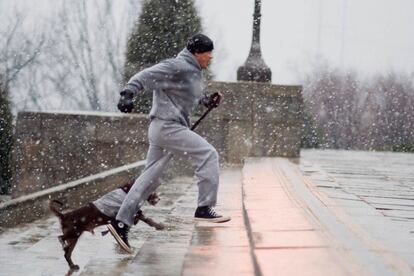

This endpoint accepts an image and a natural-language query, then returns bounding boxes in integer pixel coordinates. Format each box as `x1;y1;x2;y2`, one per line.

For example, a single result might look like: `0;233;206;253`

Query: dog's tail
49;200;65;219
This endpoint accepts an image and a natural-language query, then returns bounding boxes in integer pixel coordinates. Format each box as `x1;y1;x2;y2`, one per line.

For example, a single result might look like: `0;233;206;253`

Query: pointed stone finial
237;0;272;82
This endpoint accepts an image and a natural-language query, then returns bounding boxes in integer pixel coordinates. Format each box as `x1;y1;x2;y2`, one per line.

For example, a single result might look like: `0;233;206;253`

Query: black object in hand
117;90;135;113
204;92;222;109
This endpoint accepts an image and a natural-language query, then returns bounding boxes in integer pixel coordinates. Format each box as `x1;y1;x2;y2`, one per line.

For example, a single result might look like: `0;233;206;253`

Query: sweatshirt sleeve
124;69;148;95
124;61;173;95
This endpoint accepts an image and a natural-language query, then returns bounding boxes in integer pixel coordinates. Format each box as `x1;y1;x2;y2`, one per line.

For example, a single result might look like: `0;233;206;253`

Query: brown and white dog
49;181;164;270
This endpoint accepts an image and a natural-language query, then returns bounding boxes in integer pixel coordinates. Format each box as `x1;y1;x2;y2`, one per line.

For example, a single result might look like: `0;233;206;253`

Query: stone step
242;157;367;276
181;167;254;276
121;166;254;276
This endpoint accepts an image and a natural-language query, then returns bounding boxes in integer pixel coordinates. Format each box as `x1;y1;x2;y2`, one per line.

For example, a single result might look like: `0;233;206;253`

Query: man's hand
117;90;135;113
204;92;222;109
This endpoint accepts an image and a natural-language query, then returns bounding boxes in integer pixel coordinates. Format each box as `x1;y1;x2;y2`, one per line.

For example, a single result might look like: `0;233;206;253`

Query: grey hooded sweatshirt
125;48;205;127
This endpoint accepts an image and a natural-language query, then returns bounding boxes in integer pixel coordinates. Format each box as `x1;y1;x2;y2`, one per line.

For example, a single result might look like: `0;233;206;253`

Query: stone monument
237;0;272;82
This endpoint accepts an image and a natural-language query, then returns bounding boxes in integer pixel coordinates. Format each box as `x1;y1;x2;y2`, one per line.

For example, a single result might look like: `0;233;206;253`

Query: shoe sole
194;216;231;223
107;224;134;254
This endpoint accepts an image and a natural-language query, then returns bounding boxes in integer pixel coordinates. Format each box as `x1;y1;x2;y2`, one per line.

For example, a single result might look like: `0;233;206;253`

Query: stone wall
11;111;149;197
202;81;303;163
1;161;145;227
11;81;302;197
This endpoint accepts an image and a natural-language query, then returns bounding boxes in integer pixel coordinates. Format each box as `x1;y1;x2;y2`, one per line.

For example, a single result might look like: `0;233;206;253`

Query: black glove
117;89;135;113
201;92;222;109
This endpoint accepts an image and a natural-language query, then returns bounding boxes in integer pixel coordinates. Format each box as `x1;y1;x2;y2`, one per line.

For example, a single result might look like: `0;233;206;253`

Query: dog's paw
155;224;165;230
70;264;80;271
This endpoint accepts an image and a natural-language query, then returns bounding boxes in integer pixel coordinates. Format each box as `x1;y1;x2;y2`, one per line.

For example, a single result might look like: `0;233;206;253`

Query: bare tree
40;0;137;111
0;9;44;92
4;0;138;112
0;5;45;193
302;60;414;151
367;72;414;150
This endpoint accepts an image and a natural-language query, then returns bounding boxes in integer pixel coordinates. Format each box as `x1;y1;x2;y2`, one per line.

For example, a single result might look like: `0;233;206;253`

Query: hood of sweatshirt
176;48;201;71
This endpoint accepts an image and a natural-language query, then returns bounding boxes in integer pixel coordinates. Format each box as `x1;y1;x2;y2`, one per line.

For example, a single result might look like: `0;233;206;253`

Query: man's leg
155;121;230;222
109;119;229;253
116;144;171;226
93;146;170;221
108;144;171;253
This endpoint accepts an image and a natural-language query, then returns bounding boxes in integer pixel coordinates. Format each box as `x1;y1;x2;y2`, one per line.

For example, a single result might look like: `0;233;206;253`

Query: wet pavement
242;158;367;276
300;149;414;275
0;150;413;275
0;176;196;276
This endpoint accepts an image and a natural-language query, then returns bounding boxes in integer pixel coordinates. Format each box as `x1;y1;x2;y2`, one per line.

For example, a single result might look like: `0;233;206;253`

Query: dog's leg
58;235;66;249
64;238;80;270
137;213;165;230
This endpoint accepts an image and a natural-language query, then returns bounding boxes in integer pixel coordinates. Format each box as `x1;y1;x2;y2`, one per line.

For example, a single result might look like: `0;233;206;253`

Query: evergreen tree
124;0;202;113
0;84;13;194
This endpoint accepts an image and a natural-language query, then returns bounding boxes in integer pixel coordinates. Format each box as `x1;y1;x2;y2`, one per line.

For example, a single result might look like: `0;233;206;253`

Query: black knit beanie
186;34;214;54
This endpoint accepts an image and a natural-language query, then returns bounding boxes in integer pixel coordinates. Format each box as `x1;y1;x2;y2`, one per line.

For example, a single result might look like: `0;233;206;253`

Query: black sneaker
107;220;133;254
194;206;231;223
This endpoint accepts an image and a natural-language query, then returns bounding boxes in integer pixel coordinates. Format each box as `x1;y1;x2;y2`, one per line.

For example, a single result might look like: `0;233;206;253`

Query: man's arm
124;69;148;95
117;62;171;113
117;70;149;113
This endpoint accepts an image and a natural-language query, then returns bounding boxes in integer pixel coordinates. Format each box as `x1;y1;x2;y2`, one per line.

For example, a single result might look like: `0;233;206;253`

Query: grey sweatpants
93;188;126;218
116;118;219;226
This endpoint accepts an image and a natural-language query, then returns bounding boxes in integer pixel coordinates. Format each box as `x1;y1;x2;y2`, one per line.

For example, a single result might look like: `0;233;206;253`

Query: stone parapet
202;81;303;163
11;111;150;197
11;81;303;197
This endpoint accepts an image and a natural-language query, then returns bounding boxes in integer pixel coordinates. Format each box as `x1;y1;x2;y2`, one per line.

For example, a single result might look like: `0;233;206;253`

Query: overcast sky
2;0;414;86
196;0;414;84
